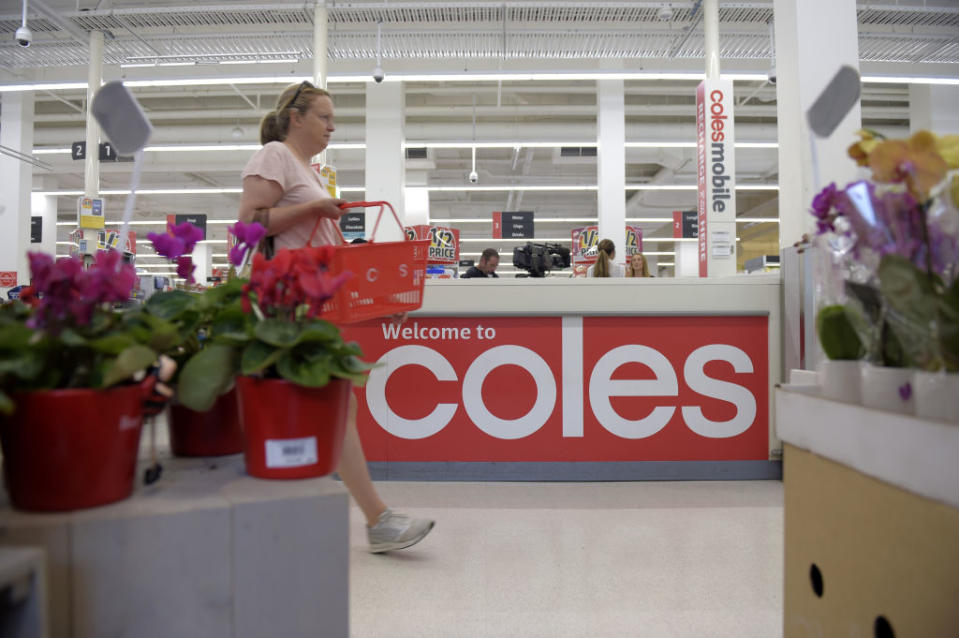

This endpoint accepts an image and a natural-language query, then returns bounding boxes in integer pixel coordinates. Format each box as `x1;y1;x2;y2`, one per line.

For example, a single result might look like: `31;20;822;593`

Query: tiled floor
349;481;783;638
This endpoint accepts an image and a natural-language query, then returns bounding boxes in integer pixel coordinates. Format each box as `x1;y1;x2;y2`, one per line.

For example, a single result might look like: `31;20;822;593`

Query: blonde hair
259;82;332;145
592;239;615;277
627;253;651;277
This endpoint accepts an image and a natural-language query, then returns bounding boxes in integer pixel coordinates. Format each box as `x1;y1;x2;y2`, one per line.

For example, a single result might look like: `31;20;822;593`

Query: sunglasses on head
284;80;314;111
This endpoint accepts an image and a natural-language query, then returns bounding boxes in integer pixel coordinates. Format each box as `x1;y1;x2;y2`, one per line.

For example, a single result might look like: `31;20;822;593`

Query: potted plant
811;130;959;419
0;250;174;510
171;232;374;478
815;303;865;403
141;221;260;456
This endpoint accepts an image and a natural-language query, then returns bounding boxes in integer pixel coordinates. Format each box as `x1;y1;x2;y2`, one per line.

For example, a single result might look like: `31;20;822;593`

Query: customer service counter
340;274;783;481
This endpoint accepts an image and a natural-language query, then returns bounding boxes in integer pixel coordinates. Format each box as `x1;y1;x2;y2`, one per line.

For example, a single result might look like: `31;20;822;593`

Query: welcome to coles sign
341;315;768;462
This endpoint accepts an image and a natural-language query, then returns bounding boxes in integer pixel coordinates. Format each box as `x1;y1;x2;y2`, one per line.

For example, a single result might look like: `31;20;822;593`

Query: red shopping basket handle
307;200;404;247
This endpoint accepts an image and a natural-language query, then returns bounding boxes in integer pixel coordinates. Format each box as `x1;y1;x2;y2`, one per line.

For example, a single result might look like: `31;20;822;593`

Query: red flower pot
236;376;350;480
0;385;146;511
168;389;243;457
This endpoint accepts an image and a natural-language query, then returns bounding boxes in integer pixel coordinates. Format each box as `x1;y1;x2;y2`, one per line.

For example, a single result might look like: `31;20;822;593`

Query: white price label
265;437;318;469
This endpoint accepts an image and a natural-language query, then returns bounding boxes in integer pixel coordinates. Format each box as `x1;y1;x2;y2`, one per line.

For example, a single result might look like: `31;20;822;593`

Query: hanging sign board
696;79;737;277
31;217;42;243
673;210;699;238
339;213;366;242
405;225;460;264
168;214;207;239
492;211;534;239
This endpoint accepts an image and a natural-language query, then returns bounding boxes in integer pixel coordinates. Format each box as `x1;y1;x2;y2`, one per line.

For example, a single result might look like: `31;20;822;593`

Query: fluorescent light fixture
145;144;259;152
736;185;780;191
411;141;596;149
657;262;676;267
626;218;674;223
37;188;242;196
459;238;573;243
427;185;597;192
736;142;779;149
0;82;88;92
445;217;598;223
123;76;310;89
33;148;71;155
626;185;697;191
862;75;959;86
625;142;696;149
737;217;780;223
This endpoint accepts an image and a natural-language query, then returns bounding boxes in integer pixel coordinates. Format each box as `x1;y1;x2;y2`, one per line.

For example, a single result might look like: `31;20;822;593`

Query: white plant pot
860;364;915;415
816;359;862;404
913;370;959;423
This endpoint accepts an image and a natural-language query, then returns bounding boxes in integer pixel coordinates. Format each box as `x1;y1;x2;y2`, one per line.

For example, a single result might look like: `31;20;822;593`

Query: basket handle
306;200;404;247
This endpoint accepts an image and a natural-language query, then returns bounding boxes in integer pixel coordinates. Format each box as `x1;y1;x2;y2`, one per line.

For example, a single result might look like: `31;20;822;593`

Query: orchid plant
0;250;174;415
811;129;959;372
145;220;372;412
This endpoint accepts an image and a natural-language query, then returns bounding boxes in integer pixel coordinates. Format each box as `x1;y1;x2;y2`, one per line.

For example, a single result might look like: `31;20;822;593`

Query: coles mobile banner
340;315;768;462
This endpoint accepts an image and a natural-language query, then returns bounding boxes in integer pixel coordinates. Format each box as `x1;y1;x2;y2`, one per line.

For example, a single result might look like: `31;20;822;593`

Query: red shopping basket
308;201;429;324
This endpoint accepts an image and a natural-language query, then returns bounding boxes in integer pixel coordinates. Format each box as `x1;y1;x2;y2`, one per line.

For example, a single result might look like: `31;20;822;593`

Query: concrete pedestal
0;455;349;638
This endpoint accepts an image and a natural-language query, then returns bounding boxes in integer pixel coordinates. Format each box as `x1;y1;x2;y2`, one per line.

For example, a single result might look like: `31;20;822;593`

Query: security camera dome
372;65;384;83
15;25;32;47
468;170;478;184
657;5;673;20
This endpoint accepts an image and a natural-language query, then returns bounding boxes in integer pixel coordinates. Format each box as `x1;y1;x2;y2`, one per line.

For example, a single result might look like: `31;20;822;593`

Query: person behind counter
462;248;500;278
586;239;624;277
626;253;652;277
238;81;434;554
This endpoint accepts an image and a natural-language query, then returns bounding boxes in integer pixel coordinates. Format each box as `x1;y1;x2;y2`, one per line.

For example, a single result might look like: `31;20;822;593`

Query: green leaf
878;255;938;322
177;344;238;412
276;351;331;387
0;349;45;380
241;340;284;375
59;328;87;347
89;334;137;355
816;305;864;360
146;290;196;320
294;319;340;345
0;390;13;416
254;319;300;347
330;355;376;386
102;345;157;387
210;309;251;344
0;322;35;349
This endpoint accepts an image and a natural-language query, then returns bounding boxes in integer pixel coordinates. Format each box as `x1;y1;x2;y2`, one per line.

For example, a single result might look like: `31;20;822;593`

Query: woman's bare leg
336;394;387;526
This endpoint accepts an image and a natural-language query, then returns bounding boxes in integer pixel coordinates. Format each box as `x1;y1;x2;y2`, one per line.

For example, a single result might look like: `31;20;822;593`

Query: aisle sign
77;197;105;229
341;315;769;462
492;211;534;239
339;213;366;241
169;214;207;239
696;79;737;277
673;210;698;238
31;217;42;243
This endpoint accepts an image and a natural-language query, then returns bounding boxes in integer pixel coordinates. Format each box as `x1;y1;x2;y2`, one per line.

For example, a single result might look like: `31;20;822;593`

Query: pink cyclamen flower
147;231;186;259
228;221;267;267
176;256;196;284
170;221;204;254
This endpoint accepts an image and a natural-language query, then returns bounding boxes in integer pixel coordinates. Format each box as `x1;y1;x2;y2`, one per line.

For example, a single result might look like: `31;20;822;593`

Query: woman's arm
238;175;345;236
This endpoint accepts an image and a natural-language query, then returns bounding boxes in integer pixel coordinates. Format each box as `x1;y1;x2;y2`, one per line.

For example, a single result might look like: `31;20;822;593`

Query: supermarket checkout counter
340;274;783;481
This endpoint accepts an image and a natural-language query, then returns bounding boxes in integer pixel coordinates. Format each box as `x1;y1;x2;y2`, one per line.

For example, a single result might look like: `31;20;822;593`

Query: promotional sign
77;197;105;229
339;212;366;242
624;225;644;256
98;229;137;254
571;225;599;265
405;225;460;264
696;79;737;277
31;217;42;243
311;163;338;198
492;211;534;239
341;315;768;462
168;214;207;239
673;210;698;239
0;272;17;288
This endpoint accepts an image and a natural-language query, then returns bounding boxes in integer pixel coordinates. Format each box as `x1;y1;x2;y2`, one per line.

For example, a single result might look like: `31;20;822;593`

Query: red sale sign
341;315;768;462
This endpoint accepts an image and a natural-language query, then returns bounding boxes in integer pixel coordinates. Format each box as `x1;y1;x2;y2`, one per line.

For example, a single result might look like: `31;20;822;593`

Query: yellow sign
312;163;338;198
78;197;105;229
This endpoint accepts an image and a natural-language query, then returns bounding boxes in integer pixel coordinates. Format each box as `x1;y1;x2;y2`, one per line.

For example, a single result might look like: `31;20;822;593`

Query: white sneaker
367;509;435;553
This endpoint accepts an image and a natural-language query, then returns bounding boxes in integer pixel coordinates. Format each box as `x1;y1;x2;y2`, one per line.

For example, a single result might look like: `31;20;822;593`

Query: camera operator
462;248;500;278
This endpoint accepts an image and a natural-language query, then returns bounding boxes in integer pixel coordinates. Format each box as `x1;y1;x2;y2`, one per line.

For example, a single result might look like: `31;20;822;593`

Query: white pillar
774;0;862;249
675;243;699;278
0;92;34;292
84;31;104;197
596;79;626;265
192;243;212;285
909;85;959;135
31;177;58;257
313;2;329;166
364;81;406;241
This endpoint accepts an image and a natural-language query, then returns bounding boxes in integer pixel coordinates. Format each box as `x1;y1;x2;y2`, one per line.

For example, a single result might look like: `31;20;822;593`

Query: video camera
512;242;571;278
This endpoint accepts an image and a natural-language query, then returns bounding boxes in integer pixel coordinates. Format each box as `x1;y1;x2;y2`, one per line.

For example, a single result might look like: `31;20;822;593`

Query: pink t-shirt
241;141;342;250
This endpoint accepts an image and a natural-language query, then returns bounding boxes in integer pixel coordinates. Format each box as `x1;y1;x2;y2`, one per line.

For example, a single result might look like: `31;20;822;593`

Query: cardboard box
784;443;959;636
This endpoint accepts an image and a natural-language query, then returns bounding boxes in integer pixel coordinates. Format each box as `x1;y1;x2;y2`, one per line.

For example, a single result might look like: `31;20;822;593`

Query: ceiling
1;0;957;276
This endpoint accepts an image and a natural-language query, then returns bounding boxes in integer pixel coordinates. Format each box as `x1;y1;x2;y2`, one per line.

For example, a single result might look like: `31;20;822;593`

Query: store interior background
3;0;957;279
